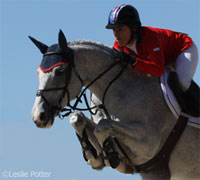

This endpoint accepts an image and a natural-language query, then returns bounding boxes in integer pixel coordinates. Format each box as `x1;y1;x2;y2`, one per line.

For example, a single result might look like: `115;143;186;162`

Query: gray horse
31;30;200;180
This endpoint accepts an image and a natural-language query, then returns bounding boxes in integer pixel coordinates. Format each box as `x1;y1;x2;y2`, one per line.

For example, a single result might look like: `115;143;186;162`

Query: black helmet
106;4;141;29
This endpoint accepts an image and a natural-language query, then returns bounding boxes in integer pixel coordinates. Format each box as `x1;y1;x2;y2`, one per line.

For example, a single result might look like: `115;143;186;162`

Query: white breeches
175;42;199;91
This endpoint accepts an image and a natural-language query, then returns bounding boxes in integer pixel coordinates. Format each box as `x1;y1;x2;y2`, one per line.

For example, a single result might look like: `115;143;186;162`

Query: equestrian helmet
106;4;141;29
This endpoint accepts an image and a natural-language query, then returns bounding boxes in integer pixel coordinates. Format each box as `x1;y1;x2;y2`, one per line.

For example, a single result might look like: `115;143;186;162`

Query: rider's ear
58;29;69;53
28;36;48;54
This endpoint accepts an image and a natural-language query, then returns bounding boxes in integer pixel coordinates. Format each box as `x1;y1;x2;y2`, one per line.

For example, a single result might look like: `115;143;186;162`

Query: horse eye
55;69;64;76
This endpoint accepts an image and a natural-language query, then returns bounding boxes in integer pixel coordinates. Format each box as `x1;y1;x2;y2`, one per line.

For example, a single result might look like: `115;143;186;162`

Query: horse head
30;30;82;128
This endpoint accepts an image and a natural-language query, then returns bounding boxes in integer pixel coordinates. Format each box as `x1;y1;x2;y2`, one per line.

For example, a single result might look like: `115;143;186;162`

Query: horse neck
71;41;160;98
71;41;116;89
70;41;163;105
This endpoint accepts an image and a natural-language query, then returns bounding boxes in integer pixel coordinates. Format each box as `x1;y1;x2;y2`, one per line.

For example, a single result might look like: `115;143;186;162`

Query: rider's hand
113;48;136;67
123;52;136;67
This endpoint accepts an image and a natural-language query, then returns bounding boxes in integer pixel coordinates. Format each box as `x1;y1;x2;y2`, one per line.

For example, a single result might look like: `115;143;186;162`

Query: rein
66;57;128;119
36;49;128;119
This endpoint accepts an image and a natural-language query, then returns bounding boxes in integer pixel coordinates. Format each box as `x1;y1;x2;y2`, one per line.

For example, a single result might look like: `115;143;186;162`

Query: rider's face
113;25;132;46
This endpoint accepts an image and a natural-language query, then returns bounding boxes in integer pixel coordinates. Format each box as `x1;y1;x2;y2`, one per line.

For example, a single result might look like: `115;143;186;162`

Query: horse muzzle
32;102;56;128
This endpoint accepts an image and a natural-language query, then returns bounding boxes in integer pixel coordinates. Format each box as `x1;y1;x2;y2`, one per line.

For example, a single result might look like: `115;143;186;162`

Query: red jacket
114;26;193;77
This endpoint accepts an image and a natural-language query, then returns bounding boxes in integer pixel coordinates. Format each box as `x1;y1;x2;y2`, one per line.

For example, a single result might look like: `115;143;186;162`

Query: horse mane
69;40;113;54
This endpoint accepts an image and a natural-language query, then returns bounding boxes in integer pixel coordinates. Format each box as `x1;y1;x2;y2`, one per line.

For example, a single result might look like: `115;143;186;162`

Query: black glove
113;48;136;67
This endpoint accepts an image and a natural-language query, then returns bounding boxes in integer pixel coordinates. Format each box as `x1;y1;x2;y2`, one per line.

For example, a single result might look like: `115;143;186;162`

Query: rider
106;4;199;117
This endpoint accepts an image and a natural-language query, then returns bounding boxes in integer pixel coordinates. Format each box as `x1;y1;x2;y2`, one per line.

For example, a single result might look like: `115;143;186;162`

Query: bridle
36;49;82;118
36;61;75;117
36;48;129;119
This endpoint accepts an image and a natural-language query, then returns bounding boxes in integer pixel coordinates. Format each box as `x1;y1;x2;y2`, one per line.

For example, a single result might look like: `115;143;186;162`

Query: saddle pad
160;69;200;129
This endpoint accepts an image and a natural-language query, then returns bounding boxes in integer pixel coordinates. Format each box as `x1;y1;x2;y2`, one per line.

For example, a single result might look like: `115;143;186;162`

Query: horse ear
58;29;68;52
28;36;48;54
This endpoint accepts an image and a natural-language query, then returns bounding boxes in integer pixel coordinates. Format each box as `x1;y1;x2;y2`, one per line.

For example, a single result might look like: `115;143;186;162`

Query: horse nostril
40;112;46;121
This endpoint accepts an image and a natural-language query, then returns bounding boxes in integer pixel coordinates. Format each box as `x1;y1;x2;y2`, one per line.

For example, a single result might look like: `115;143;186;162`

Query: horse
31;30;200;180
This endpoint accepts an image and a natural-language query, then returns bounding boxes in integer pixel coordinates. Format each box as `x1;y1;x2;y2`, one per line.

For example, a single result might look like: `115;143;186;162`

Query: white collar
127;40;137;54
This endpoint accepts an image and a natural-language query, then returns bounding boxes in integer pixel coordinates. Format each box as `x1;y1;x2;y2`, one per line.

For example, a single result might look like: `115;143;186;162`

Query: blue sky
0;0;199;180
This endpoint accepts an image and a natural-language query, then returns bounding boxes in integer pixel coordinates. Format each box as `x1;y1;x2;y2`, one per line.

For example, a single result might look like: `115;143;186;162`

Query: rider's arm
114;40;165;77
135;51;164;77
